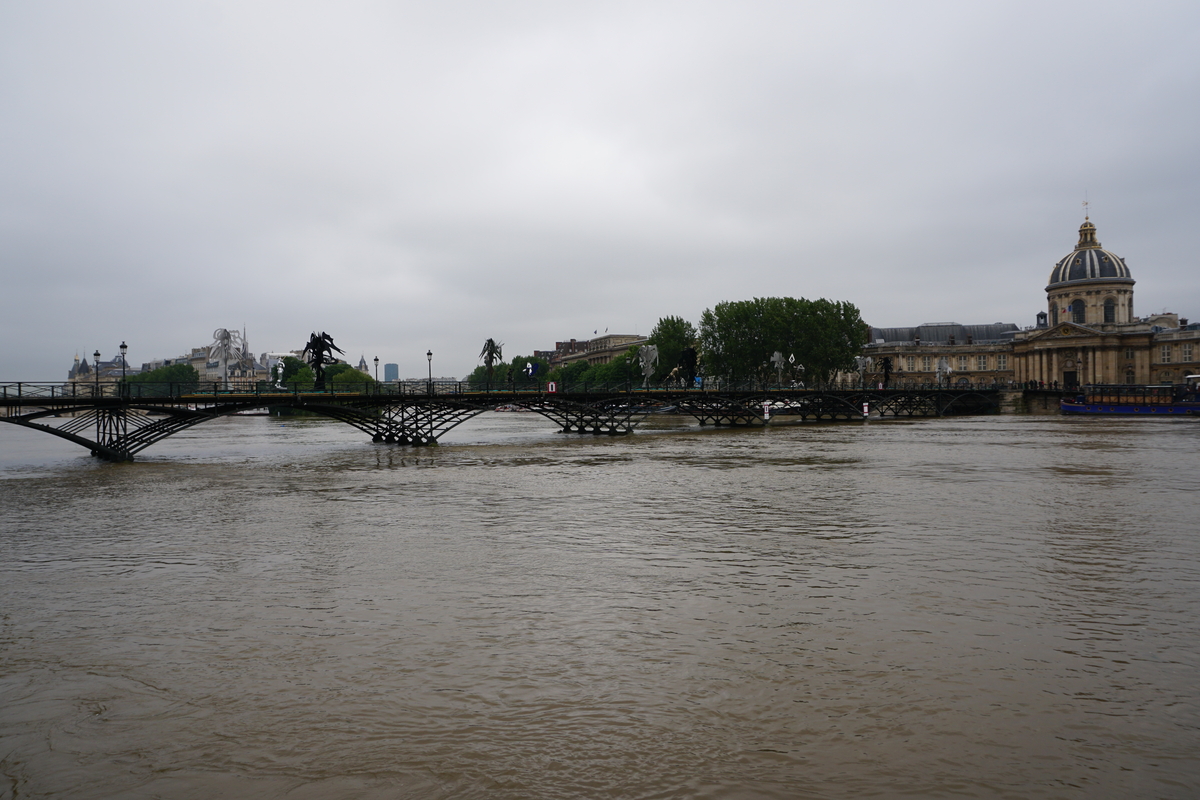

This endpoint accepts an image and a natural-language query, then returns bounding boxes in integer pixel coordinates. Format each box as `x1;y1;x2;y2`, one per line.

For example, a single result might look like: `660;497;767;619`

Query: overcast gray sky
3;1;1198;379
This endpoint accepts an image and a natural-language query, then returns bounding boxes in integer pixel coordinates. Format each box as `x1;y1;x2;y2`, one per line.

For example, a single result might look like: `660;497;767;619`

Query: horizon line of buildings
62;217;1198;390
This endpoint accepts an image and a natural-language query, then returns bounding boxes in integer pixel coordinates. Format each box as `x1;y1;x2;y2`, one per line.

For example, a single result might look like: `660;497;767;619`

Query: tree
122;364;199;396
548;359;592;389
324;362;361;383
479;338;503;391
330;364;376;388
285;364;316;391
699;297;867;385
508;355;550;388
647;316;697;382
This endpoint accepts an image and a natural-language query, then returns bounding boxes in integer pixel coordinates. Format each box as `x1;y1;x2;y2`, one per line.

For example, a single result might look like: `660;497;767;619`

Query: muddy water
1;413;1198;799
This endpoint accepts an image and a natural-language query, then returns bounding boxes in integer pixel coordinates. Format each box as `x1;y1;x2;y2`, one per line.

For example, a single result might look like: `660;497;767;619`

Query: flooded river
1;413;1198;798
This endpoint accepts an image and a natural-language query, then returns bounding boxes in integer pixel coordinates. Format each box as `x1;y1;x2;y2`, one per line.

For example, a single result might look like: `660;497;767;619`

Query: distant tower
384;363;399;382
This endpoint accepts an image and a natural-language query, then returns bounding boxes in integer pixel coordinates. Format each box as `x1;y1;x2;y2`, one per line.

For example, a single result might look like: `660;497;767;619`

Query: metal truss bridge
1;381;1001;462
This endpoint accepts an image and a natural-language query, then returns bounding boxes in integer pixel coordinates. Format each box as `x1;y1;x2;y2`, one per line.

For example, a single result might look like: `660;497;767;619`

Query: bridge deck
2;382;1002;461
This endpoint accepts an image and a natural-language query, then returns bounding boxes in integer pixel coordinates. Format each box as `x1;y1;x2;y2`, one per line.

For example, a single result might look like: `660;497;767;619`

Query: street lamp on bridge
373;356;379;382
119;341;128;396
427;350;433;395
93;349;101;395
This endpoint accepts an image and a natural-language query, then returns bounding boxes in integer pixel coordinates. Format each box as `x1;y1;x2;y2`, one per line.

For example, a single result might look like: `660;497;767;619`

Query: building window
997;354;1008;370
976;355;988;371
905;356;915;371
957;355;969;371
921;356;932;371
1125;348;1135;360
1183;344;1194;362
1071;300;1086;324
1161;345;1172;364
1125;371;1136;384
1104;298;1116;323
1050;305;1058;325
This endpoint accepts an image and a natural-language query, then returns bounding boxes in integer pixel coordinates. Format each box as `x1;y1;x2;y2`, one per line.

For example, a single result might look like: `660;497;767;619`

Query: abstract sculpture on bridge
479;338;503;392
302;331;345;391
209;328;245;390
770;351;787;385
679;347;698;387
936;357;953;387
854;356;873;388
638;345;659;388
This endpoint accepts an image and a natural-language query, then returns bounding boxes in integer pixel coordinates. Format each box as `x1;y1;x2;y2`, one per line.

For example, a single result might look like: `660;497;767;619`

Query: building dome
1047;219;1133;287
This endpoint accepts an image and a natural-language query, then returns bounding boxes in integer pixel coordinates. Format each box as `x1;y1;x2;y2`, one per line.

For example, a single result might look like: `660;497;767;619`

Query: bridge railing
2;378;1011;402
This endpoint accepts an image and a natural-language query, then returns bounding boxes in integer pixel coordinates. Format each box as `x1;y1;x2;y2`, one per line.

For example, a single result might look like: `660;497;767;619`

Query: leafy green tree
699;297;867;385
581;346;640;387
647;316;697;381
795;298;870;383
508;355;550;388
122;364;199;396
330;365;376;388
285;364;316;390
323;362;375;385
464;364;488;390
548;359;592;388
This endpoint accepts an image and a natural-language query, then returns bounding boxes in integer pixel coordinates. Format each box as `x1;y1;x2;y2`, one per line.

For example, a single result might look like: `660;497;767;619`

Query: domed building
864;216;1199;389
1045;218;1135;326
1011;217;1194;388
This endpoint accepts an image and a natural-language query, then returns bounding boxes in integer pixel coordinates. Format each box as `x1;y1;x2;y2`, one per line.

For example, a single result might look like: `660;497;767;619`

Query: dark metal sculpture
302;331;345;390
679;347;698;387
479;338;503;392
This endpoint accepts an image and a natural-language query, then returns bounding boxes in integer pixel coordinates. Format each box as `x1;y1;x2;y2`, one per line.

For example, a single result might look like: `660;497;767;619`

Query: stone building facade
865;218;1199;387
543;334;648;369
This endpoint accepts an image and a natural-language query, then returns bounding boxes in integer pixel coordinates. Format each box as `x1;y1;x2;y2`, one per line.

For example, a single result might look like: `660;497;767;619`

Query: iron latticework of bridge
1;381;1000;461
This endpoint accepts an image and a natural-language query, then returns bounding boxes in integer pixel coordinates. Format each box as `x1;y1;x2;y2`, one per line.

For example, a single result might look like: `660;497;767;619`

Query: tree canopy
122;363;199;395
325;362;375;386
284;364;316;390
647;316;697;381
698;297;867;384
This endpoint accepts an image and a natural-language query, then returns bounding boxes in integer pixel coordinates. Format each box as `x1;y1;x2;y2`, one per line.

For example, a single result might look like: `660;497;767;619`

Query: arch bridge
1;381;1000;462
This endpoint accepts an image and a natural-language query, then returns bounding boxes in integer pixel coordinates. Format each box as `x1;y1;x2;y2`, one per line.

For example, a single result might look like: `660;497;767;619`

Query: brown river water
1;412;1198;799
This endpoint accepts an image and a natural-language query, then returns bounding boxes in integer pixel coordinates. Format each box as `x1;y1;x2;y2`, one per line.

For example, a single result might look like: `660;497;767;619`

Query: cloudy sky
3;1;1198;379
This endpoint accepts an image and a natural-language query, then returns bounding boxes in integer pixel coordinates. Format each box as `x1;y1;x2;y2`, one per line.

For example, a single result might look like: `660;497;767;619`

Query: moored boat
1060;383;1200;415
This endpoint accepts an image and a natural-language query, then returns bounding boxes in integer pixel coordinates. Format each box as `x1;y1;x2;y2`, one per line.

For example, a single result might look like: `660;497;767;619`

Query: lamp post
427;350;433;395
374;356;379;381
94;349;101;396
119;341;128;397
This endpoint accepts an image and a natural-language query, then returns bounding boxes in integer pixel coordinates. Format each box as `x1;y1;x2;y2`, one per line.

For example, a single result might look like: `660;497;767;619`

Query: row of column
1015;346;1123;386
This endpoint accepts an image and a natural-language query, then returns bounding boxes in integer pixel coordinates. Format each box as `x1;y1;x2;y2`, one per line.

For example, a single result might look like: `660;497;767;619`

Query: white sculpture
770;351;787;385
936;357;953;387
854;356;873;387
638;344;659;388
